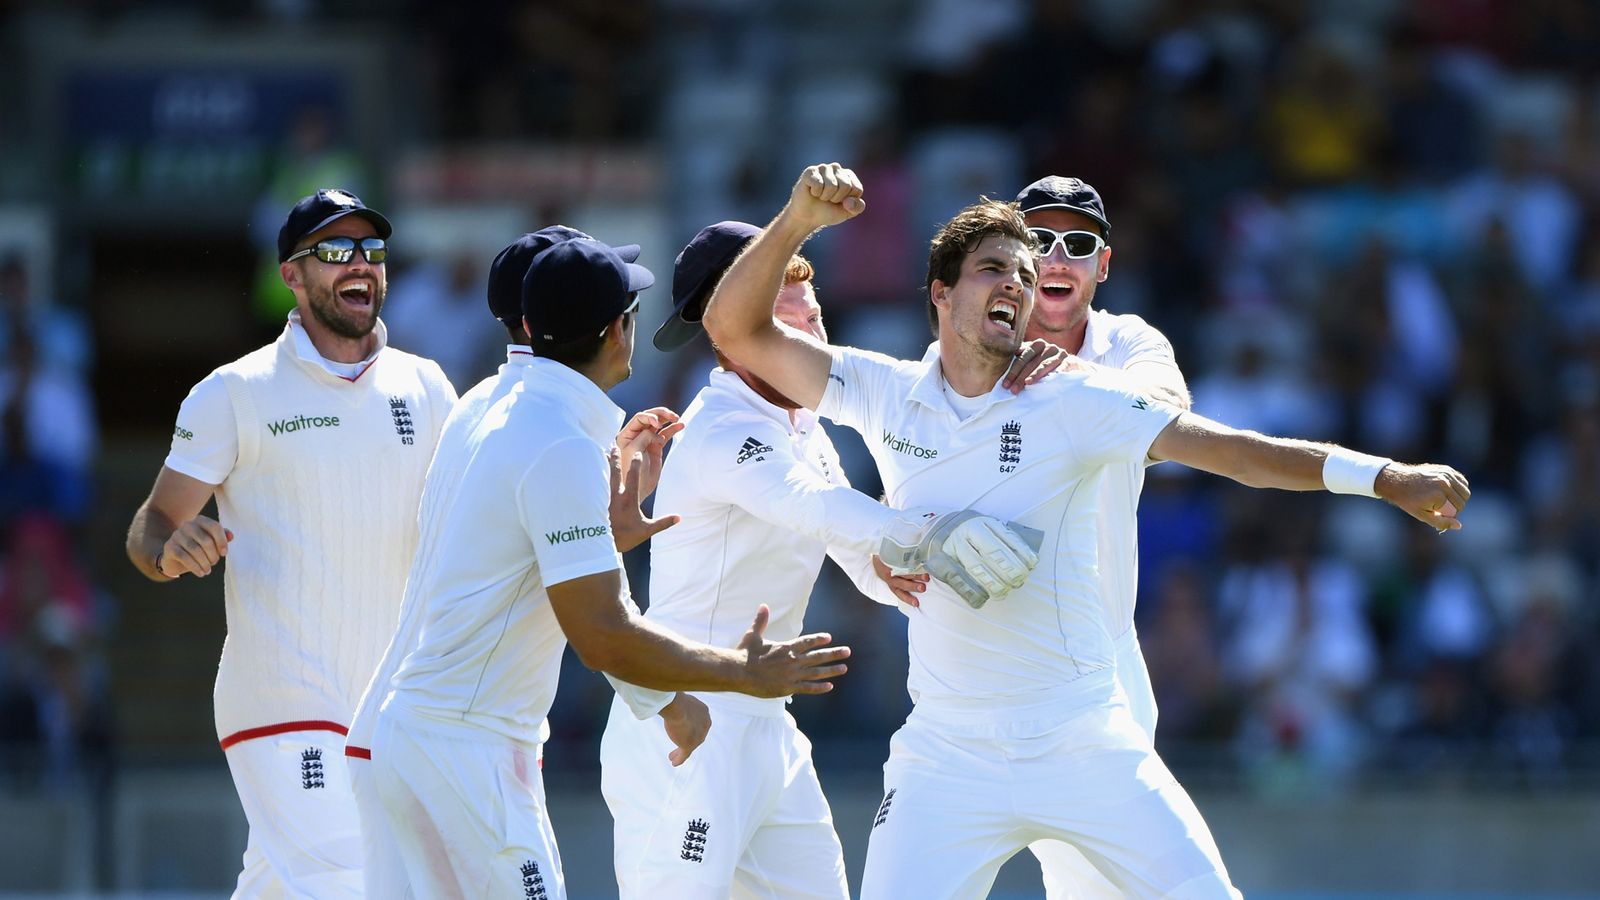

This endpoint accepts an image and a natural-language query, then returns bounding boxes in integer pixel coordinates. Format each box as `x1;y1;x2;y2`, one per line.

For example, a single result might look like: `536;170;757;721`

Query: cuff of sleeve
541;555;624;590
606;675;674;720
163;455;228;486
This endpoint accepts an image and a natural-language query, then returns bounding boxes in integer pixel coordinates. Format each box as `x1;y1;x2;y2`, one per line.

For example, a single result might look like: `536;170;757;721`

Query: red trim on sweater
218;719;349;750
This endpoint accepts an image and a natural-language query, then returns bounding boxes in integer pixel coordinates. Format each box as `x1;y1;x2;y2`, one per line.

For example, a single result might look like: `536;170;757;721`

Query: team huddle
127;164;1470;899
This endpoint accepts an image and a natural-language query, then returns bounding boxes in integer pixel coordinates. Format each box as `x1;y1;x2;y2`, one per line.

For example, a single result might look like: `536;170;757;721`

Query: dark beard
306;280;383;340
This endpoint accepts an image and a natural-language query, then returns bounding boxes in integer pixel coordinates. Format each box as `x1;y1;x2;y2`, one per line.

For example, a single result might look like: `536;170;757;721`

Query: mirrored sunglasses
285;236;389;265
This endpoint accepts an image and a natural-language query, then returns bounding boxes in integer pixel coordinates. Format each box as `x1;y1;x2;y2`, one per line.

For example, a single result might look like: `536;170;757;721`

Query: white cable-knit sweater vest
210;335;451;745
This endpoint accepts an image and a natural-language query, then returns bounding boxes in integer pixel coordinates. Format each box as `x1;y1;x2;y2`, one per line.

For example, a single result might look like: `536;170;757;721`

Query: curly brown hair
924;198;1032;334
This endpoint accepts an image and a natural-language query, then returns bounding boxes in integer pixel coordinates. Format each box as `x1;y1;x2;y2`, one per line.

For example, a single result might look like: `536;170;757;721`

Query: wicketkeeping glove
878;509;1045;609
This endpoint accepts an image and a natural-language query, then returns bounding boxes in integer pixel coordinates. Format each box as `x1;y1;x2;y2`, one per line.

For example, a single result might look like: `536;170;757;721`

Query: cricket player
368;236;856;899
599;221;1048;899
1008;176;1195;898
124;190;457;898
702;163;1470;899
345;225;686;898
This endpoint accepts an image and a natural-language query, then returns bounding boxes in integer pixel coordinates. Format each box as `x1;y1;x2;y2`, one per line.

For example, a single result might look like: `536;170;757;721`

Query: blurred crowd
6;0;1600;801
0;252;112;796
627;0;1600;790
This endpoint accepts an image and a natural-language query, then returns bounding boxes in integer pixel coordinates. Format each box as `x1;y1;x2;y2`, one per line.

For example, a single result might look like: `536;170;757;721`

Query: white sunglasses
1028;227;1107;259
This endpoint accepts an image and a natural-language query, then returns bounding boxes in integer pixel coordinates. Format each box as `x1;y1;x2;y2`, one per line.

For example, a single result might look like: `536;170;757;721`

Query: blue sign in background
62;68;350;199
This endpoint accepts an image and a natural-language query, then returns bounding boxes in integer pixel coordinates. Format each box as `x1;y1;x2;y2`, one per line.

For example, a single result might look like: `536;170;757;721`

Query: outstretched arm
1149;412;1470;530
703;163;865;411
549;573;850;698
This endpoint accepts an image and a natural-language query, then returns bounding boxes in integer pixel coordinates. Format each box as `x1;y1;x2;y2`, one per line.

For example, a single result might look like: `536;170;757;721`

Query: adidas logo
735;436;774;465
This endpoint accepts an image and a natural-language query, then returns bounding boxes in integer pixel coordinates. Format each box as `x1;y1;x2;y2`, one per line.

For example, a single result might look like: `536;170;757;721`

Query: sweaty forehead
967;234;1036;275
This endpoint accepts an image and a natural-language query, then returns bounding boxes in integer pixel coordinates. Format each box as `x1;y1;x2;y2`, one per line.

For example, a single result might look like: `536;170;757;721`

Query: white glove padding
878;509;1045;609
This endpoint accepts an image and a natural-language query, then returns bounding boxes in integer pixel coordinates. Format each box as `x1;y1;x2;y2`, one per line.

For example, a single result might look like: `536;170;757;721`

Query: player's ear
605;314;629;347
280;260;302;291
1098;246;1111;283
930;279;950;311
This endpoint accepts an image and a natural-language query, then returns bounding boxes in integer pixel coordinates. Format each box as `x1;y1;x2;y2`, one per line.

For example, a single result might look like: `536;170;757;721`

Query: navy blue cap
654;221;761;351
1015;176;1111;236
523;239;654;346
277;189;392;261
487;226;642;324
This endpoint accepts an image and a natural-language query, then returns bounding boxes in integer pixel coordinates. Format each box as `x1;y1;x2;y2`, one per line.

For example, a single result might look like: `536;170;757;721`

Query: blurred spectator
1222;515;1377;782
249;104;369;328
1382;23;1483;183
0;327;96;526
1262;38;1385;186
0;516;110;793
1141;562;1235;743
1489;592;1578;782
0;254;92;375
1448;130;1582;292
384;250;503;389
823;123;927;360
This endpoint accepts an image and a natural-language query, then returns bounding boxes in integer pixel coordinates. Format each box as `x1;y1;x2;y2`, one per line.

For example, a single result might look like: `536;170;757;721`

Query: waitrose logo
882;429;938;459
546;523;609;545
267;414;341;436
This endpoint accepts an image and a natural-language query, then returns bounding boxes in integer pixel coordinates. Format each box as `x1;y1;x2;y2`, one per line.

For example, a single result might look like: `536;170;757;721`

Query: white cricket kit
164;312;455;898
371;357;631;900
601;369;898;900
345;346;545;900
1025;311;1189;899
818;346;1238;900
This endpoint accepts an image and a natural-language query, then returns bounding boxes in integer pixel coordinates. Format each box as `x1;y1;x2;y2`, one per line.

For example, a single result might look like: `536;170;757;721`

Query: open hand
1002;339;1080;393
735;604;850;698
607;447;681;553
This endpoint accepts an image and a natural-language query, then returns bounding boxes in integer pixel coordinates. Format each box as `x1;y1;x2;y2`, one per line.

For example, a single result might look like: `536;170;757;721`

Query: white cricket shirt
1057;308;1184;638
646;369;899;714
346;346;537;757
164;312;456;746
380;357;627;744
818;346;1179;722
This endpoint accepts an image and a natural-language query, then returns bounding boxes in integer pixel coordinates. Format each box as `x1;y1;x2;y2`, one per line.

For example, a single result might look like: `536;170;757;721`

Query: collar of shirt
706;367;819;435
1080;307;1113;361
284;309;388;380
913;341;1013;419
505;344;535;366
523;356;624;441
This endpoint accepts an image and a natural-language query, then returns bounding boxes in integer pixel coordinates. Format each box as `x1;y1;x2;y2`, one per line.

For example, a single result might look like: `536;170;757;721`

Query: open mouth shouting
1038;281;1074;304
987;296;1022;334
337;279;375;309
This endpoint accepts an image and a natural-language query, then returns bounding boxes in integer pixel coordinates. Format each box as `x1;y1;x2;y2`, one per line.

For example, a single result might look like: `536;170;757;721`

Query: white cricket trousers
346;752;412;900
223;728;363;899
861;698;1240;900
1032;625;1167;899
371;712;564;900
599;694;849;900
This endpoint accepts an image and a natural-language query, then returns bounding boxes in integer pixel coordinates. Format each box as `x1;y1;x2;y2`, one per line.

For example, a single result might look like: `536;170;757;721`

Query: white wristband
1322;447;1392;498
